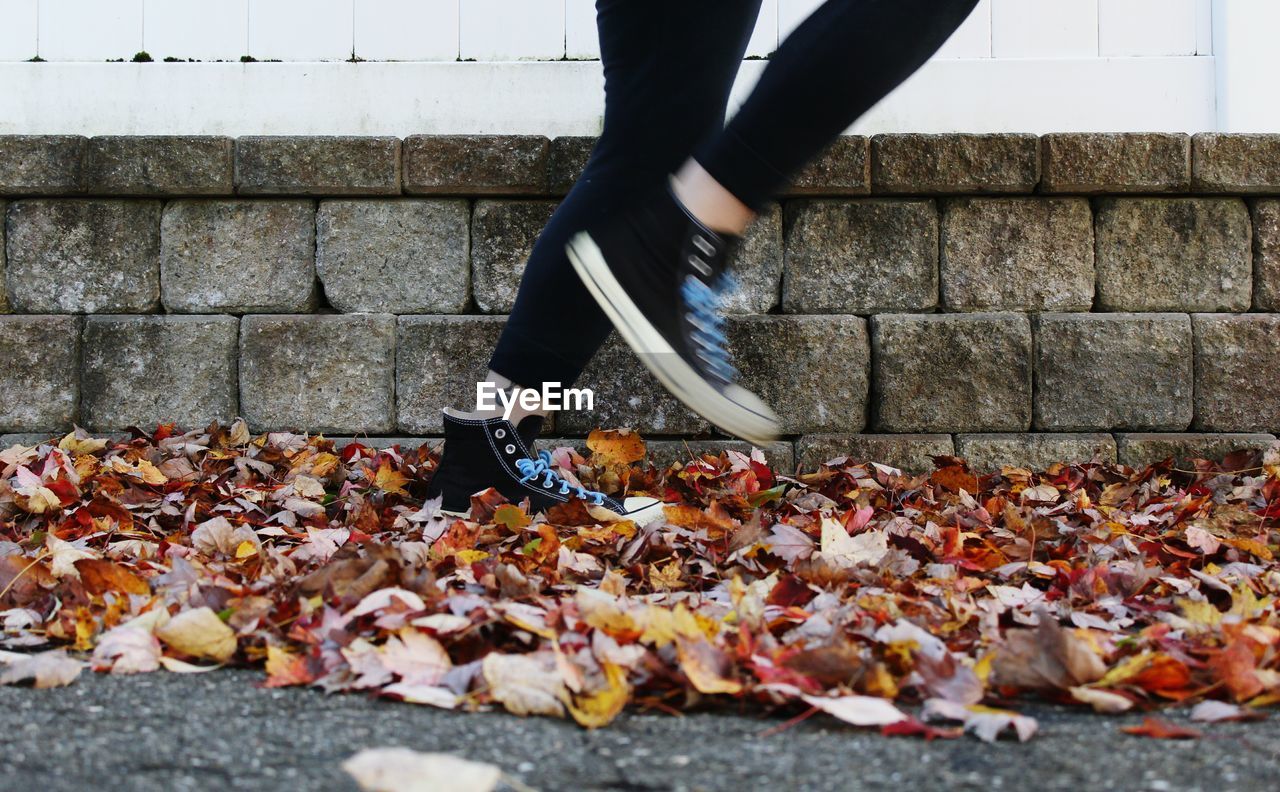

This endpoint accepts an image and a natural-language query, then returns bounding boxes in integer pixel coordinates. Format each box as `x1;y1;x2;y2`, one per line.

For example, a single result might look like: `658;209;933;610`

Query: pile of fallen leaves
3;421;1279;742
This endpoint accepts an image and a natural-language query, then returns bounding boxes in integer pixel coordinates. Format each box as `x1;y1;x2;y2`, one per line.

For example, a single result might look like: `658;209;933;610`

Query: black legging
487;0;980;388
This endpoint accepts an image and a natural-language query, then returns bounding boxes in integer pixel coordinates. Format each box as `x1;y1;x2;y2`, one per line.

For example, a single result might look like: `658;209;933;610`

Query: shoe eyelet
494;428;506;439
505;444;516;454
543;481;553;488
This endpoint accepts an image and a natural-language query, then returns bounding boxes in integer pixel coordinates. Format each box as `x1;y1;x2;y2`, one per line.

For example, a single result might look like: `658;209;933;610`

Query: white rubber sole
567;231;780;446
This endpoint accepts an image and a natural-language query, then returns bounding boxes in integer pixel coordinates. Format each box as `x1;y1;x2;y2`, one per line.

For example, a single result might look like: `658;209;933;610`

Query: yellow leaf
373;461;410;496
1179;599;1224;628
135;460;168;485
310;452;341;478
676;635;741;695
1095;651;1157;687
455;550;490;565
235;540;258;559
564;662;630;728
493;504;531;531
587;428;646;465
58;431;108;455
155;607;237;663
648;559;685;591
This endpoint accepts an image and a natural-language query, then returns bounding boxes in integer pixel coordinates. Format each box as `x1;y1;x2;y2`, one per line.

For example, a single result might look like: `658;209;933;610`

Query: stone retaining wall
2;133;1279;471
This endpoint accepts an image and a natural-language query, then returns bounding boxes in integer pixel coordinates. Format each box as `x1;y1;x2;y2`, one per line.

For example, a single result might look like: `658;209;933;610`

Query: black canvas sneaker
565;183;780;445
425;411;665;524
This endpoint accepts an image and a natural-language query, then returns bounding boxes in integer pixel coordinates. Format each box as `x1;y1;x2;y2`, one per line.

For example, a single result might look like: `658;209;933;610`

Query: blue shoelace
516;450;606;505
681;272;739;383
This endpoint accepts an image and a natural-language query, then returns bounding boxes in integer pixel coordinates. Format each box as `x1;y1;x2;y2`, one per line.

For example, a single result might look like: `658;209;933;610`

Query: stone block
160;200;316;313
5;200;160;313
1192;314;1280;432
1095;198;1252;312
1040;133;1189;193
955;433;1116;471
782;199;938;314
470;200;558;314
240;314;397;434
548;136;596;195
724;203;783;313
1192;134;1280;194
404;135;549;195
1116;433;1278;469
941;197;1094;311
555;334;710;436
0;136;86;195
396;315;507;435
795;434;954;473
872;313;1032;433
1034;313;1192;431
871;133;1039;194
318;199;470;314
235;136;401;196
729;315;869;434
781;136;871;196
0;200;6;314
81;316;238;431
1254;200;1280;311
0;316;79;432
86;136;234;196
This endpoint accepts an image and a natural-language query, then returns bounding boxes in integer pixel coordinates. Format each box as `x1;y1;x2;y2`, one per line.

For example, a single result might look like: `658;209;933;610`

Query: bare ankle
671;159;755;235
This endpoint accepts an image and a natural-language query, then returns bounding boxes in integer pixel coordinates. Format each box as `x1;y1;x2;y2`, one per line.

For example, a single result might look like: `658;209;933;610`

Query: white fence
0;0;1275;135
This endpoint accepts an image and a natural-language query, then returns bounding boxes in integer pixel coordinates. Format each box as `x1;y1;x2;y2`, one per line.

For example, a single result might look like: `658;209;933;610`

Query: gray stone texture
724;203;783;313
782;136;871;196
240;314;396;434
1192;313;1280;432
5;199;161;313
0;136;85;195
795;433;954;473
548;137;595;195
81;316;238;431
235;136;400;196
317;199;469;314
940;197;1094;311
0;315;79;432
1094;198;1252;312
872;313;1032;433
1034;313;1192;432
86;136;234;196
955;433;1117;472
556;333;709;436
161;200;316;313
1193;134;1280;193
1040;133;1190;193
782;199;938;314
1255;200;1280;311
1116;433;1278;469
871;133;1039;194
404;135;549;195
470;200;558;314
396;315;508;435
0;200;6;313
729;315;869;434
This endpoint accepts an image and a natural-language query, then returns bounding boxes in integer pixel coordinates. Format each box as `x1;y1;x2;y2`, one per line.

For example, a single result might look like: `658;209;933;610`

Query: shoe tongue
513;414;544;449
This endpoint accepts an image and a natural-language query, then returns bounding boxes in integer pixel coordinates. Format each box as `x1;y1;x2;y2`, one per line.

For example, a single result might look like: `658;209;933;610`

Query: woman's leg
484;0;765;394
695;0;982;212
563;0;980;443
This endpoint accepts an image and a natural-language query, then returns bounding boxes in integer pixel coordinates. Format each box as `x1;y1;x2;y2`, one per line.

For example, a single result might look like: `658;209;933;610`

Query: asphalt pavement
2;670;1278;791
